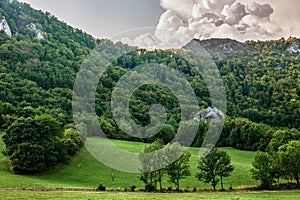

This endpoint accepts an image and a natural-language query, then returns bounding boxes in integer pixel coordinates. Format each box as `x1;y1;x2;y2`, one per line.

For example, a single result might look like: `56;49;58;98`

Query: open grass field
0;191;300;200
0;133;257;190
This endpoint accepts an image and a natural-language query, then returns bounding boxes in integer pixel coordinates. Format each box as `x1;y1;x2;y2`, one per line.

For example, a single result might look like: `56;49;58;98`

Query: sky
19;0;165;38
19;0;300;48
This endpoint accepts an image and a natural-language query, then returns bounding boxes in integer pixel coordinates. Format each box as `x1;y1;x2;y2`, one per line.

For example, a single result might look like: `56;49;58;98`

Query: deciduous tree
165;142;191;191
196;148;234;191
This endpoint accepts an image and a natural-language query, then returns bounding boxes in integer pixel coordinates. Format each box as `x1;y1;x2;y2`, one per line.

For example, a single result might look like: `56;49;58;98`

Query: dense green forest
0;0;299;173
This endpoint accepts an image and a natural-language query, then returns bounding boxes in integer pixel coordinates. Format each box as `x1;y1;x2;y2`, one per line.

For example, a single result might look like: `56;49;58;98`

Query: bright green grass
0;191;299;200
0;133;257;190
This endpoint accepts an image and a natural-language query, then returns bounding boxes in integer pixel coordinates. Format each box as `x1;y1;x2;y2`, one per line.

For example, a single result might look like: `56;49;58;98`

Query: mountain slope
0;0;101;125
185;37;300;128
0;0;299;152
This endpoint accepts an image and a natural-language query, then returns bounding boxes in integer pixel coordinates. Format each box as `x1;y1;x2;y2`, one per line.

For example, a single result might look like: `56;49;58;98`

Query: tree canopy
196;148;234;191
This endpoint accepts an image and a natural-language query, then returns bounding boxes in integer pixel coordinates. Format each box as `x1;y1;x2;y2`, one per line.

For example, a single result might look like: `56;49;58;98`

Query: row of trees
139;139;234;191
251;130;300;189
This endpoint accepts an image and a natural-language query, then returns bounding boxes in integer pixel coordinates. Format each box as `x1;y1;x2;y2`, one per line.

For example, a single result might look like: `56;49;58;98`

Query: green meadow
0;133;257;190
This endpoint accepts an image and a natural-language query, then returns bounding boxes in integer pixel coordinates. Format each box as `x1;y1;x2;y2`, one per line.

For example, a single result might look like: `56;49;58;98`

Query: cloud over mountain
157;0;285;42
118;0;299;49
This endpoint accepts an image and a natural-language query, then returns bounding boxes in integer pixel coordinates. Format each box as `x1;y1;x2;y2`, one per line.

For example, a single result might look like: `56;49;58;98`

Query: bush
145;184;156;192
97;184;106;191
130;185;136;192
9;142;46;173
2;115;67;174
63;127;82;156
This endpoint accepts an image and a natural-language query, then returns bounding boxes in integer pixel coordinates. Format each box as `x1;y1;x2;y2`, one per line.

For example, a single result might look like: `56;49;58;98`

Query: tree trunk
158;171;163;192
159;179;162;192
220;175;224;191
176;180;179;191
176;170;180;191
213;177;216;191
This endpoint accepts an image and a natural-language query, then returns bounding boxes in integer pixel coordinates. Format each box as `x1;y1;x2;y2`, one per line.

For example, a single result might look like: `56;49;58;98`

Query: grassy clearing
0;134;257;190
0;191;300;200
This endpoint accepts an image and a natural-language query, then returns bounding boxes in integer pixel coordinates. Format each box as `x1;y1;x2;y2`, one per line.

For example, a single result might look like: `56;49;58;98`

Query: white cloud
247;2;273;18
222;2;247;25
119;0;299;49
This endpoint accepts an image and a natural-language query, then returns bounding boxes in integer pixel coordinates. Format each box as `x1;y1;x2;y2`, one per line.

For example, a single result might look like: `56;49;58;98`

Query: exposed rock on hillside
0;17;11;37
286;41;300;55
193;107;225;123
28;23;44;40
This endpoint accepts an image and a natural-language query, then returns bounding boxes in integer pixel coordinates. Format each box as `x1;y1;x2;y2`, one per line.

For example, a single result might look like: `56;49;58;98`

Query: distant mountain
185;37;300;58
184;38;250;58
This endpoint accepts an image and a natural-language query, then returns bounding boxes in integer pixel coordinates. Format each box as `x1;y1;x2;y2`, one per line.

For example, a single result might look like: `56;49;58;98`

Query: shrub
63;127;82;156
97;184;106;191
130;185;136;192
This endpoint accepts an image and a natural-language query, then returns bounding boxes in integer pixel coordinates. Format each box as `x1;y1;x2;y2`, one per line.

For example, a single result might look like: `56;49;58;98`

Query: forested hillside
0;0;299;170
0;0;97;126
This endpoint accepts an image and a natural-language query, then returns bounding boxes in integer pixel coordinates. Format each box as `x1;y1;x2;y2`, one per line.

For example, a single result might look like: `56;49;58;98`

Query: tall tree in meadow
278;140;300;186
196;148;234;191
216;150;235;190
165;142;191;191
139;139;165;192
250;151;275;189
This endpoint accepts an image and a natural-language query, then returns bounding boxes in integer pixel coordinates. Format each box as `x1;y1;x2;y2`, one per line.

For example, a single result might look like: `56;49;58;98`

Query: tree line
138;130;300;192
138;139;234;192
251;129;300;189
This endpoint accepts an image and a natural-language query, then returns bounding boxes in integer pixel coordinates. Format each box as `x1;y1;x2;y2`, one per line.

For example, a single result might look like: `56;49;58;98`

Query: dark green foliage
220;118;274;151
215;150;235;191
2;114;67;174
0;0;96;129
250;152;276;189
130;185;136;192
97;184;106;191
139;141;191;192
165;143;191;191
9;142;46;173
196;148;234;191
278;141;300;186
251;129;300;189
139;139;165;192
